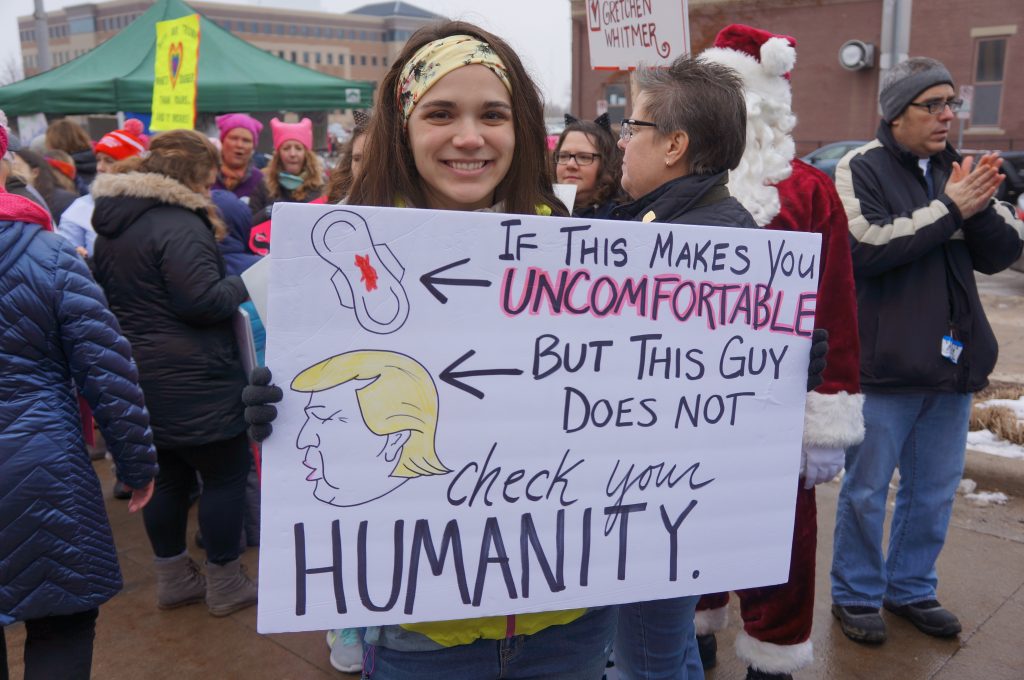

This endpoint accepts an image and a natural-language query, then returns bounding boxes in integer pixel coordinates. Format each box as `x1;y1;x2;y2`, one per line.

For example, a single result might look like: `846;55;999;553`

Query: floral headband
398;35;512;125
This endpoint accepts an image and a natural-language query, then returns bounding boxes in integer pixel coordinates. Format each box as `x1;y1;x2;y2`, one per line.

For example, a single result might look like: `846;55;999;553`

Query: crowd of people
1;15;1022;680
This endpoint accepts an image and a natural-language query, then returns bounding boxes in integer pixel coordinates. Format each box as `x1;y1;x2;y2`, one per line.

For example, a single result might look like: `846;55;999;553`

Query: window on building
291;50;297;62
251;22;259;33
350;54;355;65
383;56;388;67
316;52;322;64
276;24;284;35
372;56;378;66
327;53;333;65
360;55;366;66
972;37;1006;126
290;25;297;35
349;30;357;40
279;50;285;58
360;31;367;41
264;23;272;33
304;52;310;64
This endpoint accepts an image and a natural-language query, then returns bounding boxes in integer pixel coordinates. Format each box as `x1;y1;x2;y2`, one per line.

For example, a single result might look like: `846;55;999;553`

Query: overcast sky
1;0;573;106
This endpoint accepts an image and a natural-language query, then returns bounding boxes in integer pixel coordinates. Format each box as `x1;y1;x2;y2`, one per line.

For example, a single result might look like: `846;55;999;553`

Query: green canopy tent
0;0;374;116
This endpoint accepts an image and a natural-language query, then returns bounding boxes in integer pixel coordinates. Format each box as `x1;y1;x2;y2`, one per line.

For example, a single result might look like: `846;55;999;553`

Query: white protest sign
586;0;690;70
257;203;820;633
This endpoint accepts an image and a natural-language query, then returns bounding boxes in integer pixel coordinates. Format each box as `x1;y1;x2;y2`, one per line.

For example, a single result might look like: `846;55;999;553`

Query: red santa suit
696;25;864;677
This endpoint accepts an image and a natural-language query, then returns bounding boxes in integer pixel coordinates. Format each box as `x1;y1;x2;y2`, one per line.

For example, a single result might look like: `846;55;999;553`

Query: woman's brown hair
348;21;566;217
552;119;625;211
326;125;367;203
44;119;93;154
138;129;227;239
265;146;325;202
12;149;64;207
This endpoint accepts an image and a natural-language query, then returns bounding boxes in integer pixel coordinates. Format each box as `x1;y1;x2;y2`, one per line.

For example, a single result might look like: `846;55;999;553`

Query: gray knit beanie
879;57;954;123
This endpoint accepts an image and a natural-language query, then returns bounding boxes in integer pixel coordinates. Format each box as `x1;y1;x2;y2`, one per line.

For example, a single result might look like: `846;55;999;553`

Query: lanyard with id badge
941;329;963;364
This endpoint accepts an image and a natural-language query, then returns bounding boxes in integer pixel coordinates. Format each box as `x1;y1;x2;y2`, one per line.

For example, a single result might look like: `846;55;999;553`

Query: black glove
807;328;828;392
243;366;283;442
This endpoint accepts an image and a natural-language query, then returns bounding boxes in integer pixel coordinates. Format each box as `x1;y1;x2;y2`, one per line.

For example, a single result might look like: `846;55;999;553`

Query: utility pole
34;0;52;72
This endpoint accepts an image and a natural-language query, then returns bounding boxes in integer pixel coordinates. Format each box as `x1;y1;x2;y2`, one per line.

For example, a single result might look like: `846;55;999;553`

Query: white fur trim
803;391;865;449
735;630;814;674
695;606;728;635
701;46;793;107
91;171;209;211
759;37;797;78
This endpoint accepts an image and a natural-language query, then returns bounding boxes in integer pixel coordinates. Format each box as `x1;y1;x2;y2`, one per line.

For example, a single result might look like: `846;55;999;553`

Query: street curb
963;449;1024;497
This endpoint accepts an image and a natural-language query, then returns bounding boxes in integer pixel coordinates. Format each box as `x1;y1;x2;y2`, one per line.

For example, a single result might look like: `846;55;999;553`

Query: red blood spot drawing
355;254;379;292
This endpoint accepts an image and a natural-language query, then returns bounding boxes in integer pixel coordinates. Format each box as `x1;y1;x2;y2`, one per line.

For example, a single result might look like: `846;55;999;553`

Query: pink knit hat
271;117;313;151
215;113;263;143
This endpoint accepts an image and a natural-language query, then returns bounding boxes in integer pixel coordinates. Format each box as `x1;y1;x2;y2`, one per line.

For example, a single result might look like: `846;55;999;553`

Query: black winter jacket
91;172;249;447
612;171;757;229
837;122;1024;393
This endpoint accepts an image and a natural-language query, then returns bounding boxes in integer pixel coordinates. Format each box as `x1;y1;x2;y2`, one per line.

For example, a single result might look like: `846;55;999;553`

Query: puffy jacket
837;122;1024;393
612;171;757;229
91;172;249;448
0;216;157;624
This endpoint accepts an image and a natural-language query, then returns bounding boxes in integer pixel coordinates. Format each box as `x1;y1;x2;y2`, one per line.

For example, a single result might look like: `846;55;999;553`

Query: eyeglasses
907;98;964;115
619;118;658;142
555;151;601;166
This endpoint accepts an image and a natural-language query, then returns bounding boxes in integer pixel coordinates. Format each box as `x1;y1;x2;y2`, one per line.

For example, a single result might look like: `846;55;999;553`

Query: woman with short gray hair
610;54;757;680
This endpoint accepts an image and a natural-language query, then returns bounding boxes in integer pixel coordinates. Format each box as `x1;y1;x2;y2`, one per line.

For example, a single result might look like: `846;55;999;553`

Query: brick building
18;0;440;88
571;0;1022;154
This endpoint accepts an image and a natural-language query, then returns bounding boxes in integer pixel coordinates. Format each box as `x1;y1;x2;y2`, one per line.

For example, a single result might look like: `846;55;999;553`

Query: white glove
801;446;845;489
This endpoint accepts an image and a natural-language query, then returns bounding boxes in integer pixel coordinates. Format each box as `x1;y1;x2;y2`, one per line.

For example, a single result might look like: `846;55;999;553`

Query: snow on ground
967;429;1024;459
968;395;1024;459
963;491;1010;507
973;396;1024;419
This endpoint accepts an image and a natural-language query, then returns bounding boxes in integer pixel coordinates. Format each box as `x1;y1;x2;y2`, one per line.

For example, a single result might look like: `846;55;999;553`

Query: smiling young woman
348;22;566;217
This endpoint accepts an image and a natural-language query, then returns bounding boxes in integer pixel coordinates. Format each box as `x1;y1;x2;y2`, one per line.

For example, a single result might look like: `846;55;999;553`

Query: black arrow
420;258;492;304
440;350;523;400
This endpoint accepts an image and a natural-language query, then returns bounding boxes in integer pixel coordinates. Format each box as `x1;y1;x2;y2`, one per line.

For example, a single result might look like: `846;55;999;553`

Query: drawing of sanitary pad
311;210;410;334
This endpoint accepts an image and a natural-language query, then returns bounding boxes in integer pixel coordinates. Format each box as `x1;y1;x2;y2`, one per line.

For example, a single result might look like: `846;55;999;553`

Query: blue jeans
831;391;971;608
615;596;704;680
362;607;615;680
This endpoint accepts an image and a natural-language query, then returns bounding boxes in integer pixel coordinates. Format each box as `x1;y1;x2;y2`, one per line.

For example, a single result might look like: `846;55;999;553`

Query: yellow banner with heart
151;14;201;131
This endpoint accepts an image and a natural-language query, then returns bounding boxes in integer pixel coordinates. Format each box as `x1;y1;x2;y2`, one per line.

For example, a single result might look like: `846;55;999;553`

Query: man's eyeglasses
619;118;658;142
908;98;964;115
555;151;601;166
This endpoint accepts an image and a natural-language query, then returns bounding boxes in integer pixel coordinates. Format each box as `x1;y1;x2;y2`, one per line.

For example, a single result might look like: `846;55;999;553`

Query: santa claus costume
695;25;864;680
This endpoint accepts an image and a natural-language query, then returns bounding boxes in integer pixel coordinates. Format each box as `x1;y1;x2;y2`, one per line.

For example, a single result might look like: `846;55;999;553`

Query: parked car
801;140;868;180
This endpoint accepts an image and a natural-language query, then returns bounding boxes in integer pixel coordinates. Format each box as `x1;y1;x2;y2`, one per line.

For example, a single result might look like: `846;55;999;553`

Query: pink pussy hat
271;117;313;151
215;113;263;143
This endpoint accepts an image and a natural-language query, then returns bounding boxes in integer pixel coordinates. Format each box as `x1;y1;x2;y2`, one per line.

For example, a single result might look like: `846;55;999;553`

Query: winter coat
71;149;97;194
0;210;157;624
213;164;269;219
91;172;249;448
612;171;757;229
45;186;78;224
837;122;1024;393
56;194;97;256
212;189;261;276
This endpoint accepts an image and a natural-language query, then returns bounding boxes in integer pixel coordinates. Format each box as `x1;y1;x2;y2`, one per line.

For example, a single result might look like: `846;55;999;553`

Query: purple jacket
213;165;269;218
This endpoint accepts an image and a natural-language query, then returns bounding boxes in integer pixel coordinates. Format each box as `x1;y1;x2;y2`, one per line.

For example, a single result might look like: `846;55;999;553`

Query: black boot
746;667;793;680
